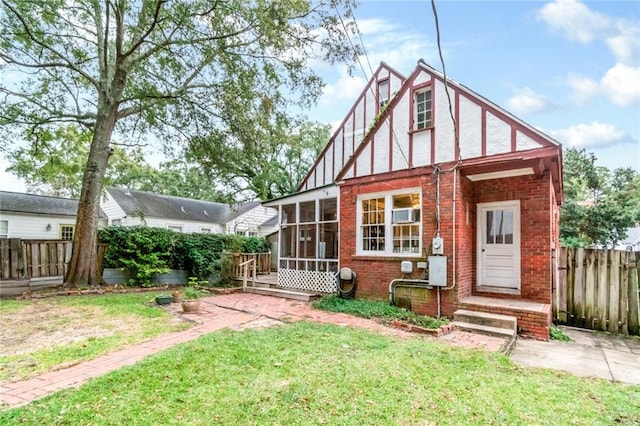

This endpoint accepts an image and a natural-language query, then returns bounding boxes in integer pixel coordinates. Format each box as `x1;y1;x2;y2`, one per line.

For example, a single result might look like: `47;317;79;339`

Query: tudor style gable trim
297;62;406;192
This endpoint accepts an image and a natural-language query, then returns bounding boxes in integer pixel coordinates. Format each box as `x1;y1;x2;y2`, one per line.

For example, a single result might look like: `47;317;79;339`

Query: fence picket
596;250;608;332
628;251;639;335
573;248;585;326
584;250;596;329
620;250;629;335
607;250;620;333
558;247;568;323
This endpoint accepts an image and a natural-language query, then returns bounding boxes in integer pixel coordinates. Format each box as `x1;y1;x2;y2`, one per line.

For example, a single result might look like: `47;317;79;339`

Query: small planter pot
181;299;200;313
172;291;183;303
155;295;173;305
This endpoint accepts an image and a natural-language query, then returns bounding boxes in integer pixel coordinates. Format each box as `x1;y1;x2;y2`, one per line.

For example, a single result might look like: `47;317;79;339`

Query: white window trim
414;87;432;130
356;188;422;257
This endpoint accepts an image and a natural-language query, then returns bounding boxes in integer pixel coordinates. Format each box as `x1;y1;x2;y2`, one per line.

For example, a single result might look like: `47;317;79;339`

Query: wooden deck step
244;286;321;302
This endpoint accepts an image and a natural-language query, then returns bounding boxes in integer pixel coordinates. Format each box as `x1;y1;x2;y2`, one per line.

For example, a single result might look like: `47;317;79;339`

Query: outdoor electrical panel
428;256;447;286
432;237;444;255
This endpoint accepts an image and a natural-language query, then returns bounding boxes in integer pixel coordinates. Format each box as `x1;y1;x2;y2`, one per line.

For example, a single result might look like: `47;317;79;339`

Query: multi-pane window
60;225;74;241
415;88;432;130
486;209;514;245
391;194;421;254
378;79;389;108
359;191;421;256
0;220;8;238
361;197;386;252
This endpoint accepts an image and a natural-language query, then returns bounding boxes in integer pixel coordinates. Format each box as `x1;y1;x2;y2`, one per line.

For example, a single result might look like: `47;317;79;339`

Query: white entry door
477;201;520;290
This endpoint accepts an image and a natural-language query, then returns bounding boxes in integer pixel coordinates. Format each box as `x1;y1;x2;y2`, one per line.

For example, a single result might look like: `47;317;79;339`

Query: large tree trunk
64;105;118;287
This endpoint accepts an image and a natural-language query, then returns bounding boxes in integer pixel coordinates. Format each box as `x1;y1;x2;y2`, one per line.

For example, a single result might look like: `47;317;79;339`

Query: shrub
99;227;269;286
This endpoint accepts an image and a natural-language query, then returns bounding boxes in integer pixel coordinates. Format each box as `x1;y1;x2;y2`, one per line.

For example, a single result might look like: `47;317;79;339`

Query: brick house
264;61;563;340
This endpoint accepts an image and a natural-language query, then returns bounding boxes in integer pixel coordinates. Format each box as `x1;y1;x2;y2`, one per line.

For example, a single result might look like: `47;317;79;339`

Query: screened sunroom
264;185;339;293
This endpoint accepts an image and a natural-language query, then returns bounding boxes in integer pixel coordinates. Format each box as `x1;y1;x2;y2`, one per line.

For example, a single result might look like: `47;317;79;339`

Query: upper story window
357;190;422;256
200;227;211;234
378;79;390;108
0;220;8;238
168;225;182;233
415;88;432;130
111;219;122;226
60;224;75;241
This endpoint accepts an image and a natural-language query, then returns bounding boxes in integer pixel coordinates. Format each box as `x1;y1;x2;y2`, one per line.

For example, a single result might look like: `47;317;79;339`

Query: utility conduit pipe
388;279;431;305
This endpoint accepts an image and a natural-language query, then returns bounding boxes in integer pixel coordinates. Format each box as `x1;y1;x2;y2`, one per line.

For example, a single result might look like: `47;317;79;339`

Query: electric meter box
428;256;447;286
432;237;444;255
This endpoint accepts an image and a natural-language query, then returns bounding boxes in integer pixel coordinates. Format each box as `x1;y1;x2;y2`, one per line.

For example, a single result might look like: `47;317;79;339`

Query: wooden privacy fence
1;239;109;297
232;252;271;277
555;247;639;336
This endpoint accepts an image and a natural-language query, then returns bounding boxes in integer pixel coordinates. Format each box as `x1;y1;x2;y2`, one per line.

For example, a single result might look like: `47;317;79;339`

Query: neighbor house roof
106;188;262;224
0;191;106;217
622;227;640;245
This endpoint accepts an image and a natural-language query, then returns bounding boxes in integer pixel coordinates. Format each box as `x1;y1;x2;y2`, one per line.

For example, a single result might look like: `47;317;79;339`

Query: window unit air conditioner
392;208;419;224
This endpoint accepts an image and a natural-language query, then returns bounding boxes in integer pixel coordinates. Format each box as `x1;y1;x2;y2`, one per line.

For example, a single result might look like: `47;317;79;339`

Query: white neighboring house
615;226;640;252
0;191;108;240
101;188;277;236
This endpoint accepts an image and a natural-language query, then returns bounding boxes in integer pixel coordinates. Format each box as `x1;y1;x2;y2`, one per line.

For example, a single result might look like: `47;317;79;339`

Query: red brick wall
471;173;554;304
339;169;556;319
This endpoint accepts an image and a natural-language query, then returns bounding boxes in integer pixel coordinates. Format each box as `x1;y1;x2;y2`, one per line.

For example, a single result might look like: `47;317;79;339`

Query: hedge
99;226;269;286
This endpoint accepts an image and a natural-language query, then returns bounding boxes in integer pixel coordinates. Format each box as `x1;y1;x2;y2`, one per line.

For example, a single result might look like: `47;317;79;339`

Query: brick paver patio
1;292;505;410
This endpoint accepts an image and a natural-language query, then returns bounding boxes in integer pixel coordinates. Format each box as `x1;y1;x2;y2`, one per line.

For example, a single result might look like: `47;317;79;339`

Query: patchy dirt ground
1;300;192;357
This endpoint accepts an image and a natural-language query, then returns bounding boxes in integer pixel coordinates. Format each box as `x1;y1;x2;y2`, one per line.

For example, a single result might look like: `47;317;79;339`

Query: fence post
628;252;639;336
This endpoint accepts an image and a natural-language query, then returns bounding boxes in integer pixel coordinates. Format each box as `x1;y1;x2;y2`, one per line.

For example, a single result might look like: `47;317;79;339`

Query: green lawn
0;292;191;382
2;322;638;425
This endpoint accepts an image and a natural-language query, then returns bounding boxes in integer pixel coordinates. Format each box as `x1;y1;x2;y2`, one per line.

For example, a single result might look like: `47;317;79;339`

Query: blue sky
313;0;639;172
1;0;638;193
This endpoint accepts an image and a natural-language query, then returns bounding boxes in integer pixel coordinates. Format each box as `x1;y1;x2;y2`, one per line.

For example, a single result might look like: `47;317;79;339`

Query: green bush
99;227;269;286
313;295;449;329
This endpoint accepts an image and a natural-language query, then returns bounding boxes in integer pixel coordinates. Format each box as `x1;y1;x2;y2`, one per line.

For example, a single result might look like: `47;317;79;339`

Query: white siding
356;143;371;177
0;212;107;239
373;120;390;174
125;217;225;234
101;190;127;224
226;206;277;236
516;131;542;151
412;131;431;167
434;79;457;164
459;96;483;159
486;111;511;155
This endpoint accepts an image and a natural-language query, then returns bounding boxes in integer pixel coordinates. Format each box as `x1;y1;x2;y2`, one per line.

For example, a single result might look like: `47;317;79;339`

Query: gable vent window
414;88;432;130
60;225;75;241
378;79;389;108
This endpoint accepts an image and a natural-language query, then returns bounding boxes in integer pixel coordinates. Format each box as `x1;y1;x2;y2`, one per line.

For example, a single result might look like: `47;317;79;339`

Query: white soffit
466;167;534;182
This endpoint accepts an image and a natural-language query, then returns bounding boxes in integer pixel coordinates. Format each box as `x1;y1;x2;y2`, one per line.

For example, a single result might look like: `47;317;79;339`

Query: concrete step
454;309;517;331
244;286;320;302
454;321;517;339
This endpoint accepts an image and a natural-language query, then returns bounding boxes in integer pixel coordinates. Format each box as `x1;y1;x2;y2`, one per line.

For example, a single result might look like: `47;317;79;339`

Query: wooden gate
555;247;639;336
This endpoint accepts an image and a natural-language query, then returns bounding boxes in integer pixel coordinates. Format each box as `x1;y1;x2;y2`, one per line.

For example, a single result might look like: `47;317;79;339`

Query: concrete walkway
510;326;640;385
1;293;505;410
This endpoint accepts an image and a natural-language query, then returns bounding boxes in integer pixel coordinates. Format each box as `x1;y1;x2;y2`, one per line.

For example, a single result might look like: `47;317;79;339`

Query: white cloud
321;70;367;102
606;21;640;66
566;73;599;105
549;122;634;148
537;0;611;43
601;63;640;106
566;65;640;107
506;87;555;115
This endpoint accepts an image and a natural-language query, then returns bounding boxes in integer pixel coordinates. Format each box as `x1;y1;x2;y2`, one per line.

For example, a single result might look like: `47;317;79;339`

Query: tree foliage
560;148;640;248
189;120;330;201
0;0;358;285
